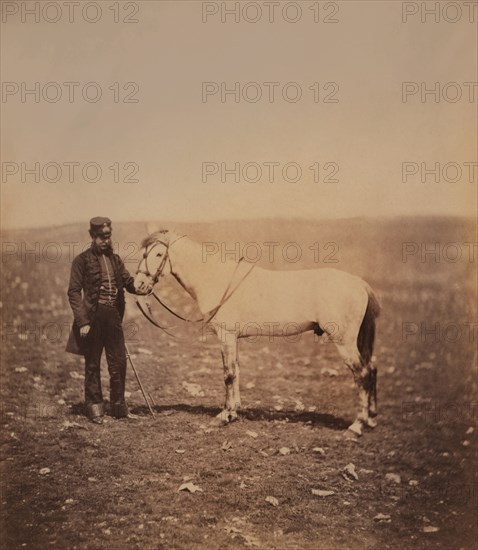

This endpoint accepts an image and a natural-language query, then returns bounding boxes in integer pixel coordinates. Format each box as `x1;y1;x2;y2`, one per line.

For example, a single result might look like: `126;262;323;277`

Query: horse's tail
357;285;381;365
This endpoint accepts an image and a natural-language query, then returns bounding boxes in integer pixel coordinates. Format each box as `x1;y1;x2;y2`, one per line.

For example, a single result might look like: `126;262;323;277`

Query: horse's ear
146;222;160;234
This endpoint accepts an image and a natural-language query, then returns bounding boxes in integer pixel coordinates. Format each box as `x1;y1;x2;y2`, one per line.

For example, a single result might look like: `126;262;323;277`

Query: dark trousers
84;304;127;407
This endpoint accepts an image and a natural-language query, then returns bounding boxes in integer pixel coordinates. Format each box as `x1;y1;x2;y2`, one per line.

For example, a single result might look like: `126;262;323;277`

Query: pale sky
1;0;477;228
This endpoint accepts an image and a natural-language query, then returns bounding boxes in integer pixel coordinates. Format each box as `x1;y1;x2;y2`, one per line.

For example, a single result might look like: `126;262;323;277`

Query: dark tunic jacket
66;247;136;355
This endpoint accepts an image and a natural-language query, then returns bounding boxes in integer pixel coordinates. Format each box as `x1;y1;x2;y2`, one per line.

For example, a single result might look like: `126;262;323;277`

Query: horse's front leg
233;353;241;410
216;333;240;424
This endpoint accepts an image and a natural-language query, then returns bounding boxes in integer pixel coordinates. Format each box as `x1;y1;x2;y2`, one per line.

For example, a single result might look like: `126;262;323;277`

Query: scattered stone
221;440;232;451
182;382;204;397
265;496;279;506
409;480;419;486
417;362;433;370
342;463;359;481
178;482;203;493
246;430;258;439
279;447;291;456
15;367;28;373
374;513;391;523
423;526;439;533
224;525;242;535
312;447;325;455
321;367;339;377
137;348;153;355
385;473;401;484
242;534;261;547
61;420;87;431
312;489;335;497
39;468;50;475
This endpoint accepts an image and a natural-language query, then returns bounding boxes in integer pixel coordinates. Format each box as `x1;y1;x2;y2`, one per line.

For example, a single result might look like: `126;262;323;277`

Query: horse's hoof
212;411;229;425
213;410;238;425
226;410;238;423
366;417;377;428
347;420;363;436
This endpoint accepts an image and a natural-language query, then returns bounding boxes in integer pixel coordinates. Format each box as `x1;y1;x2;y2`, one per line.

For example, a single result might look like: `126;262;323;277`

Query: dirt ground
1;219;477;549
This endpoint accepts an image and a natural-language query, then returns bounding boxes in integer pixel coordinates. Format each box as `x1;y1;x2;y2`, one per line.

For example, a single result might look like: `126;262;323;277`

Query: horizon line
1;213;476;233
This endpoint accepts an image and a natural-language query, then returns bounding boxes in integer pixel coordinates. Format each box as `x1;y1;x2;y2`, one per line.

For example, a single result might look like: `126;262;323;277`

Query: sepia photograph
1;1;477;548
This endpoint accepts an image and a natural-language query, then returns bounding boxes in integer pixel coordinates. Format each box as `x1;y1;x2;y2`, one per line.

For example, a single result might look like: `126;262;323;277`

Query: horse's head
134;230;172;295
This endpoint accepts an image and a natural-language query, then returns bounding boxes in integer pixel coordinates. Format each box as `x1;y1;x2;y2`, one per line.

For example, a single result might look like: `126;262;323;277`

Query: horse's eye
156;252;162;257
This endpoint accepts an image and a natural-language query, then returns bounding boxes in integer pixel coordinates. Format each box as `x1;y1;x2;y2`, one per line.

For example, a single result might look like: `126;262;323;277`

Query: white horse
134;230;381;435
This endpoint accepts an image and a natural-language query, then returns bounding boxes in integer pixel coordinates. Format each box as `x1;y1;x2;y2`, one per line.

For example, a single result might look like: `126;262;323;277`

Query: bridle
134;235;187;336
136;233;189;290
136;238;174;291
135;234;255;335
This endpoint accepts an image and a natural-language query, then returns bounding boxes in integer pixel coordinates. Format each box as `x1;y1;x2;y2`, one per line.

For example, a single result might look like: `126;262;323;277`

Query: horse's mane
141;229;169;249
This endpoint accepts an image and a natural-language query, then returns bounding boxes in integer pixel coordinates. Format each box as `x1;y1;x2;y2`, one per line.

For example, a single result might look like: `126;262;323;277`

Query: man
66;217;137;424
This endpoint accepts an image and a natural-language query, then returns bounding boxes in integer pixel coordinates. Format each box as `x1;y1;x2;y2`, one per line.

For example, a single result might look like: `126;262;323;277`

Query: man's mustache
93;241;113;254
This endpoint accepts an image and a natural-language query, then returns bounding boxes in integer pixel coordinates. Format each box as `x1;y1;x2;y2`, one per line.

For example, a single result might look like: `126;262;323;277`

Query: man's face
94;233;112;252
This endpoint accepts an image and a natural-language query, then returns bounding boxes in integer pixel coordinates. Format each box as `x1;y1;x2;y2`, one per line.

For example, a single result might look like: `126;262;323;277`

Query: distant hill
1;216;476;290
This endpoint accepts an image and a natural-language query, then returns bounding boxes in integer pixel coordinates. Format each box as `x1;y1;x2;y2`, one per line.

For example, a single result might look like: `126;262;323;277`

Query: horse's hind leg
368;365;378;423
336;342;375;436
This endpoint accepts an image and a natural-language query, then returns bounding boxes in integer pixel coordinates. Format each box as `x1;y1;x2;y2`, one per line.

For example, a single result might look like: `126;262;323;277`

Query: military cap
89;216;112;237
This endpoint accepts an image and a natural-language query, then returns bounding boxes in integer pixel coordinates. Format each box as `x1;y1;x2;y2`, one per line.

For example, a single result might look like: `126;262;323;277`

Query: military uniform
66;217;137;422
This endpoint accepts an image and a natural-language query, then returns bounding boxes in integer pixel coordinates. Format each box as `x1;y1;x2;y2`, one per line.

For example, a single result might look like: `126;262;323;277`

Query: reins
202;257;255;325
134;297;177;338
135;236;255;336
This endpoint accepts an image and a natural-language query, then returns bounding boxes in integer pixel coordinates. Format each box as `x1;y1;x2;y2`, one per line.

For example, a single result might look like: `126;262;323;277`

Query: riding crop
125;343;155;416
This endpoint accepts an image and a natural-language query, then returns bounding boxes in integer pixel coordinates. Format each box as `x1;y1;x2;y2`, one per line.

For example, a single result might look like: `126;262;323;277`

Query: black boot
111;402;129;418
86;402;105;424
